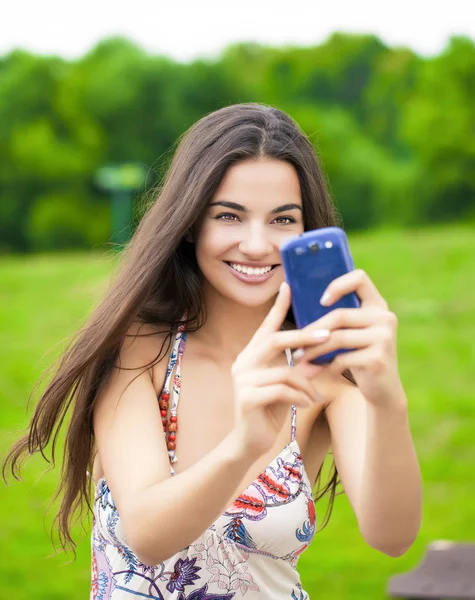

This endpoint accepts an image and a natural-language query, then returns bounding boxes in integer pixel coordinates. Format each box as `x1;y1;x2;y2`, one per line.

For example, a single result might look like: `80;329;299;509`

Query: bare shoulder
117;320;172;367
92;320;175;522
114;321;175;391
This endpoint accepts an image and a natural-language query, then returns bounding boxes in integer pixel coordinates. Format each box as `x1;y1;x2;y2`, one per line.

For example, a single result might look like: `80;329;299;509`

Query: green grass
1;224;475;599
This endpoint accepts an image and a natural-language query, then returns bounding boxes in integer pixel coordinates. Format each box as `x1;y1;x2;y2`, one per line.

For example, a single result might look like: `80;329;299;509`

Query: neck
194;282;280;361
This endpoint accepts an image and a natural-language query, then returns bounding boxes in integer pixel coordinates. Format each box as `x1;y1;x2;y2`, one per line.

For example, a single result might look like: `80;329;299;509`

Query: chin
232;294;277;309
223;283;281;309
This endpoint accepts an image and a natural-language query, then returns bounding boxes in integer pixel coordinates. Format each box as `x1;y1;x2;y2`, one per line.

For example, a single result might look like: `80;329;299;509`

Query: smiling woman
194;159;305;304
2;102;421;599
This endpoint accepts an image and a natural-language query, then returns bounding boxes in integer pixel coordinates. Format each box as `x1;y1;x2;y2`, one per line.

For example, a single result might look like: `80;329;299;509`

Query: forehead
212;158;302;206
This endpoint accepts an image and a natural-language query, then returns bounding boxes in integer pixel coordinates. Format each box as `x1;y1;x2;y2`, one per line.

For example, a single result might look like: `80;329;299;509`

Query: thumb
258;281;292;335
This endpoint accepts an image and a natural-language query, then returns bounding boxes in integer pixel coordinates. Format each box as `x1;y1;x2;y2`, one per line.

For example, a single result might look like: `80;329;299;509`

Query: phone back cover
281;228;360;363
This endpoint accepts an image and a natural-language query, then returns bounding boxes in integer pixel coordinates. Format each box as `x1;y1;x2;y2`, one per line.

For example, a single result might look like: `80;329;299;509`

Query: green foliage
296;33;388;109
400;37;475;222
1;34;474;252
287;104;419;228
363;46;420;152
1;224;474;598
26;193;109;251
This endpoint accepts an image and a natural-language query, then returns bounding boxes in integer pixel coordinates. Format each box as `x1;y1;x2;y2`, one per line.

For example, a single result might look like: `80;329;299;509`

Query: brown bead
167;441;176;451
168;423;177;432
159;400;168;411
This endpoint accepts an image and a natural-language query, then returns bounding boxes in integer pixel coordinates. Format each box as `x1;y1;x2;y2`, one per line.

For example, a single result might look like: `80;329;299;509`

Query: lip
224;261;280;285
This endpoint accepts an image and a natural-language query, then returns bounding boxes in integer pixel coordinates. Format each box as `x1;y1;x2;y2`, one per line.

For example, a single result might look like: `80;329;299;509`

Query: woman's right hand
230;282;330;459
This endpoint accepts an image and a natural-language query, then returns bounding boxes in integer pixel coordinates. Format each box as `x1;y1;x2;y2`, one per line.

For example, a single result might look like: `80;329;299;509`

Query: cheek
195;223;233;262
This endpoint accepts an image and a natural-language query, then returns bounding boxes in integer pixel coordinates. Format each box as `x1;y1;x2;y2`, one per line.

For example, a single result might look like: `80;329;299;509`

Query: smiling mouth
225;262;279;275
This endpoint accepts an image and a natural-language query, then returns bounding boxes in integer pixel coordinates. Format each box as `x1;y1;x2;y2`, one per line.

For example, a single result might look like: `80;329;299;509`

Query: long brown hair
2;102;353;558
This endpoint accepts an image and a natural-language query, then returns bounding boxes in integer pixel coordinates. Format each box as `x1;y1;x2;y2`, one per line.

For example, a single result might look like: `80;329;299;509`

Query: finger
260;281;291;334
294;326;387;363
254;281;291;340
303;306;383;334
243;326;331;368
244;383;315;409
241;366;320;400
238;308;381;369
328;346;377;371
320;269;388;310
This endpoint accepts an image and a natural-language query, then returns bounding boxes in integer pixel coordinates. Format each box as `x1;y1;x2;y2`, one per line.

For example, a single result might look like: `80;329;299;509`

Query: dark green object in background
95;163;149;247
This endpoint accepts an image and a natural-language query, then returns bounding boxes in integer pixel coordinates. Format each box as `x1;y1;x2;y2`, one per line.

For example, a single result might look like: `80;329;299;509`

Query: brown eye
215;213;239;221
273;216;296;225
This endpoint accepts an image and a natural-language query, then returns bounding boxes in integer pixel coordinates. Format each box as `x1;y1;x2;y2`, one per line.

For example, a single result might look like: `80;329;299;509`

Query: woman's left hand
293;269;405;407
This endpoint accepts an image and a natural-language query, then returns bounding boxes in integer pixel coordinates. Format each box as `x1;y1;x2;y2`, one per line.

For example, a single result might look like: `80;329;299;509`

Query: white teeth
229;263;273;275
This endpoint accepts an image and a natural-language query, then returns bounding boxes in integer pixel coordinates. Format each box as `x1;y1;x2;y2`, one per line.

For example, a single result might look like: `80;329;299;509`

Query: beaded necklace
159;319;187;463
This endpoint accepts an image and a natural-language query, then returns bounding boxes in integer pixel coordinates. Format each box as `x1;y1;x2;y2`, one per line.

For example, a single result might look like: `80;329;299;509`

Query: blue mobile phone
280;227;361;365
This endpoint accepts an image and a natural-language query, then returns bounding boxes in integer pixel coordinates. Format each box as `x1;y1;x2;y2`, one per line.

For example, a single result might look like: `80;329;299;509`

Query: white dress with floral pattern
90;324;316;600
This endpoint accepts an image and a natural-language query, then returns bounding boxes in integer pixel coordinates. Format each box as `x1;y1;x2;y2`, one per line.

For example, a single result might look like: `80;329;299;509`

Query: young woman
3;103;422;599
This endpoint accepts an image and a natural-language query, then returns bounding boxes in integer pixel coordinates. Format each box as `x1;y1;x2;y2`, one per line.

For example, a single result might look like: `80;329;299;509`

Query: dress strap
285;347;297;443
160;319;187;475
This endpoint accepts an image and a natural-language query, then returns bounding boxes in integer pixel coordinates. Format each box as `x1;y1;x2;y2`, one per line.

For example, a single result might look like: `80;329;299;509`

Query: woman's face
194;157;305;308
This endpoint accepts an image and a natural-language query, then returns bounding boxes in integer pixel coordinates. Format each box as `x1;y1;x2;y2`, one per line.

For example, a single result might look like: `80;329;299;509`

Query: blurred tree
0;50;104;251
287;104;418;229
77;37;241;166
363;47;420;154
400;36;475;222
1;33;474;252
219;42;270;101
26;192;109;251
294;33;387;112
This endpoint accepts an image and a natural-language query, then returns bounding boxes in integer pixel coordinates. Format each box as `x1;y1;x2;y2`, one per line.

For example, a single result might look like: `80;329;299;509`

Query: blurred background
1;0;474;598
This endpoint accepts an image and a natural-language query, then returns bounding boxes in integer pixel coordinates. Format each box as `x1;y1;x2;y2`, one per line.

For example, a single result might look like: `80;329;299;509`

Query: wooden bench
387;541;475;599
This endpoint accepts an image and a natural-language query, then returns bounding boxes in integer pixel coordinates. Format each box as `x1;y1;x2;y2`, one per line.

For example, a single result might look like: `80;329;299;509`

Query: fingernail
320;292;331;306
293;348;305;360
313;329;330;340
279;282;287;294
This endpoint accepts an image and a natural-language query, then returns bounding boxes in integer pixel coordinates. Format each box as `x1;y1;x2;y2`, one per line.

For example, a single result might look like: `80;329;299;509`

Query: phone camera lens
308;242;320;254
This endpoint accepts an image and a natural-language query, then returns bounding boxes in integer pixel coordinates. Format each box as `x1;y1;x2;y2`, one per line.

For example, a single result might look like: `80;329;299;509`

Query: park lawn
1;223;474;599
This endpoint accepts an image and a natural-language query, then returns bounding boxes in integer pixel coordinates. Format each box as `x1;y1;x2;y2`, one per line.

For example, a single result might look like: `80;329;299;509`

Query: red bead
167;441;176;451
160;409;167;417
163;425;167;432
168;423;177;432
168;434;176;441
162;392;170;401
170;416;177;423
161;417;167;425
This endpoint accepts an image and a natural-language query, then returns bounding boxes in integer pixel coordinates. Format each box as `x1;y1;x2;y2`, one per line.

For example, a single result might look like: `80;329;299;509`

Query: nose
238;222;274;257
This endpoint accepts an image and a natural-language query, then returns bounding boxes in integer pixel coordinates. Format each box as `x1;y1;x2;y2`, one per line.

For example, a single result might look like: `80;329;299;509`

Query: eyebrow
208;200;302;214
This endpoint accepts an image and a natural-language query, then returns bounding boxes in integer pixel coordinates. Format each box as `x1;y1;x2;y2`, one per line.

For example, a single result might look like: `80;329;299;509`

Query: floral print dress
90;323;317;599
